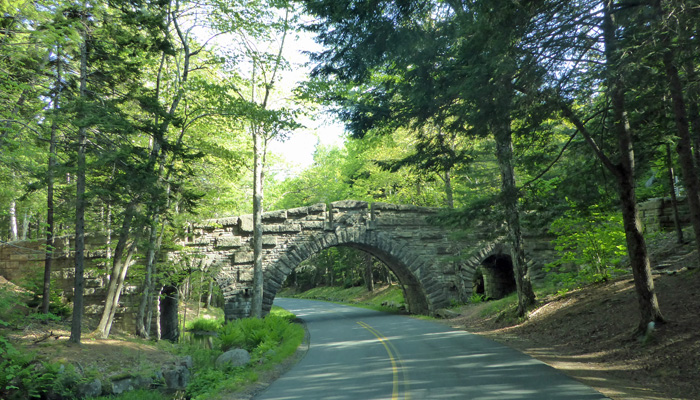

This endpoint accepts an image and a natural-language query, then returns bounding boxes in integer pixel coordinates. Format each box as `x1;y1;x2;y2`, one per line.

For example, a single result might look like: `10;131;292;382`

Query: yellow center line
357;321;410;400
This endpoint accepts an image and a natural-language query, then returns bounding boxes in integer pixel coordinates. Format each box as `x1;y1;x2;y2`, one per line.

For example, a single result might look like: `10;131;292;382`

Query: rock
111;378;134;394
163;365;189;390
434;308;461;319
180;355;194;369
215;348;251;369
77;378;102;398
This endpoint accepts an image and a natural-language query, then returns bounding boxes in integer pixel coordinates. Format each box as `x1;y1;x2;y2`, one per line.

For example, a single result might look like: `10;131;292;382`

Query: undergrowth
285;284;405;312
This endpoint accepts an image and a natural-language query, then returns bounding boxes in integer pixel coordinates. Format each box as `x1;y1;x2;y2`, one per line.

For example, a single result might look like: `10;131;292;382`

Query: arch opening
264;231;435;316
478;254;516;300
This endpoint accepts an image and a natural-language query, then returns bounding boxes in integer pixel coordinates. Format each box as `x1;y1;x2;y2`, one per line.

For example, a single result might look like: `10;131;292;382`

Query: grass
284;284;405;313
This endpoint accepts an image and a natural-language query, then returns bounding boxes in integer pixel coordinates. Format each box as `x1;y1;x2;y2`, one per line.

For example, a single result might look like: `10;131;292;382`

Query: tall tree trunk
104;238;138;336
604;1;663;334
251;124;264;318
9;198;18;241
42;49;60;314
659;32;700;260
364;252;374;292
21;212;29;240
96;203;136;338
493;117;536;316
666;144;684;243
70;40;88;344
206;278;213;308
444;169;454;209
136;219;158;337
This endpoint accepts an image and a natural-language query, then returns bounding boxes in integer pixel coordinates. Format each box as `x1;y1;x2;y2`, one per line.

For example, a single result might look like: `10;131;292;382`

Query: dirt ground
444;234;700;400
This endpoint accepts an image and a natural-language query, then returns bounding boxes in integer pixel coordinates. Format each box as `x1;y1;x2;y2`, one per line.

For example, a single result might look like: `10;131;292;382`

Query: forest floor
443;230;700;400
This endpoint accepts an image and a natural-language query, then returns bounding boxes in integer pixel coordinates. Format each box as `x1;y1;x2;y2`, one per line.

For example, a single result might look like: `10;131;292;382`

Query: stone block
301;221;324;230
263;237;277;248
217;217;239;227
238;215;254;233
265;224;301;233
233;250;254;264
215;237;242;249
308;203;327;214
287;206;309;217
263;210;287;222
331;200;368;210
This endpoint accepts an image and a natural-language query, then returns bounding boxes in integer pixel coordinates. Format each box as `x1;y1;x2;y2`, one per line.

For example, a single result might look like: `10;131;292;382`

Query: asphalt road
255;298;608;400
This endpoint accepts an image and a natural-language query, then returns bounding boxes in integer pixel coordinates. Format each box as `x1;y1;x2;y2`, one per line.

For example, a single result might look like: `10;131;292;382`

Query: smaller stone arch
478;254;516;300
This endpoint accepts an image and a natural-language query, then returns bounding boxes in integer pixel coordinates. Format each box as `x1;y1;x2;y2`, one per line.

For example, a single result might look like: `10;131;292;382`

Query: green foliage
469;293;485;304
186;317;224;332
184;308;303;399
289;284;405;311
546;206;628;289
217;315;297;357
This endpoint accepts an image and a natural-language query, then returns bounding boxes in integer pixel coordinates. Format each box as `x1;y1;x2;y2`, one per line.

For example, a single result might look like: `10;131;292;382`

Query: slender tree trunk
21;212;29;240
444;169;454;209
493;118;536;316
364;253;374;292
9;198;18;241
206;278;213;308
70;40;88;344
104;238;138;336
96;203;136;337
666;144;684;243
603;1;663;333
105;204;112;260
251;122;265;318
136;220;158;337
42;51;60;314
660;39;700;259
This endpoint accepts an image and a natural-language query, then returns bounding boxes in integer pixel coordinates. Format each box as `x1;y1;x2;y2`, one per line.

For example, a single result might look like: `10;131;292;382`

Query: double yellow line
357;321;411;400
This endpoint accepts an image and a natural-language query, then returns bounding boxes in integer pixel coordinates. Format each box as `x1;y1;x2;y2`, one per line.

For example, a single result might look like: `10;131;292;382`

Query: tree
303;0;538;315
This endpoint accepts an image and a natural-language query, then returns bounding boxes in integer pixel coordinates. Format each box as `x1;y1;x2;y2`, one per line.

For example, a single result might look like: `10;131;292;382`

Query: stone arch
478;254;516;299
459;240;524;300
261;227;443;315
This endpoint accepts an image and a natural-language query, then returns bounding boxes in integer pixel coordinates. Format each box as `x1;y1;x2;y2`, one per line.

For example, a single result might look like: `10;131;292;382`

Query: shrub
186;317;223;332
546;206;627;289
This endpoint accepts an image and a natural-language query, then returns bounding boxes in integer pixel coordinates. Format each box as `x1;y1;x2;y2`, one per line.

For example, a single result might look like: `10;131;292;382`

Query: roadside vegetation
0;290;304;400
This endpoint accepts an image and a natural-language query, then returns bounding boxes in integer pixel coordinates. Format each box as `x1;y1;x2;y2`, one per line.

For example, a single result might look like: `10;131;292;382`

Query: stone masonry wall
181;200;556;320
0;235;140;333
639;196;690;233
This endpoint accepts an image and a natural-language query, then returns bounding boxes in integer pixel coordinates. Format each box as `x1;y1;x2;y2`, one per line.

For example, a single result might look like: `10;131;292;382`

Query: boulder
162;365;189;390
77;379;102;398
215;348;251;369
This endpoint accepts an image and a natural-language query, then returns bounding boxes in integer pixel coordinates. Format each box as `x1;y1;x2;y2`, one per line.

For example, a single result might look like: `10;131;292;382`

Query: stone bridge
177;200;554;321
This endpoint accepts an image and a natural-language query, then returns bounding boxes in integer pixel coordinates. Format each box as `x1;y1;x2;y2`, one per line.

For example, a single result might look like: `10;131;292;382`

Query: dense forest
2;0;699;344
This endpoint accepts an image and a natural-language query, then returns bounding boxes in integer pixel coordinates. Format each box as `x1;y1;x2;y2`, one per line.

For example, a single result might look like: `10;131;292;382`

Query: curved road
255;298;608;400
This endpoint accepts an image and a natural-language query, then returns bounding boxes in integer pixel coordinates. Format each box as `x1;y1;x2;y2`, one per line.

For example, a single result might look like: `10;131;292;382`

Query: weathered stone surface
262;236;277;247
233;250;254;264
77;378;102;398
287;206;309;217
331;200;368;209
238;215;253;233
216;237;242;248
263;210;287;221
216;348;251;369
265;223;301;233
163;365;190;390
308;203;327;214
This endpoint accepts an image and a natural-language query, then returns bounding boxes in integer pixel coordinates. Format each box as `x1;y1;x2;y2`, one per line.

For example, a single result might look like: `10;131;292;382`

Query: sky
266;25;346;176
